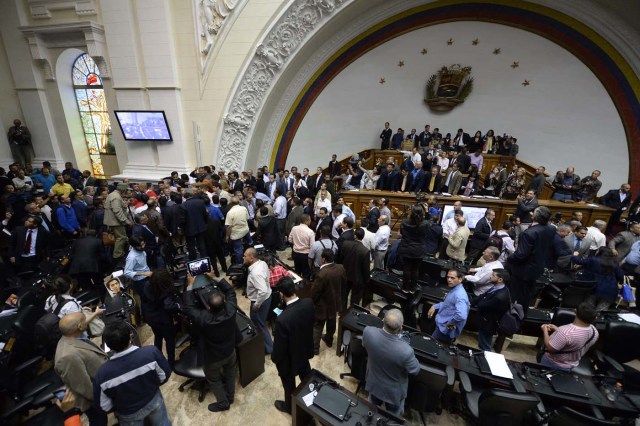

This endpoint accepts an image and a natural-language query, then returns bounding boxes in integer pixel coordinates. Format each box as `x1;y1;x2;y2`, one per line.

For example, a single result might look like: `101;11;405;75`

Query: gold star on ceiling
447;38;454;45
511;61;519;68
493;48;501;55
379;77;386;84
421;48;428;55
398;60;404;67
522;80;530;86
472;38;479;45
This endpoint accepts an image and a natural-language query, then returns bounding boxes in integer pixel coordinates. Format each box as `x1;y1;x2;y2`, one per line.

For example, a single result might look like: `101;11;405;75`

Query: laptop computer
356;314;383;328
313;386;351;421
410;335;440;357
549;374;590;399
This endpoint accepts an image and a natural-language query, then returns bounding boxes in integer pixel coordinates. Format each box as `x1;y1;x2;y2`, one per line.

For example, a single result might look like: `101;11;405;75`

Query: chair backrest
478;388;540;426
602;321;640;363
560;283;595;309
549;406;623;426
347;335;368;382
551;307;576;327
406;364;449;413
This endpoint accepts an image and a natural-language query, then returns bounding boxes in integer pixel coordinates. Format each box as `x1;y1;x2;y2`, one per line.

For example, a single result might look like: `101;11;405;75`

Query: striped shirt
546;324;599;369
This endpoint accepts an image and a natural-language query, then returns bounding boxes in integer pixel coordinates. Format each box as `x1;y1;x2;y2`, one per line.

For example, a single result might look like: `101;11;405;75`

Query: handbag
102;226;115;247
497;296;525;336
618;276;636;308
84;309;105;337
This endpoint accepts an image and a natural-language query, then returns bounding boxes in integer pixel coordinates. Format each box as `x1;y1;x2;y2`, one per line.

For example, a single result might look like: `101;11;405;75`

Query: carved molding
28;0;97;19
19;21;110;80
216;0;348;171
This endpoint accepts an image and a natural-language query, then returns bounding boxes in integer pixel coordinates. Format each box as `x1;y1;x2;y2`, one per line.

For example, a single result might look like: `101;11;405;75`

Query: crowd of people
1;118;638;423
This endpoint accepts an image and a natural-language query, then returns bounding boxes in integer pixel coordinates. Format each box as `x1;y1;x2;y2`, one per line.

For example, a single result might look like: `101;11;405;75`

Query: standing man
428;269;470;343
507;206;555;311
180;189;209;260
55;312;108;425
600;183;632;234
379;122;392;150
56;195;81;239
183;273;241;412
514;190;538;236
104;183;132;261
243;247;273;354
362;309;420;416
288;213;315;277
471;269;511;351
225;197;252;264
93;322;172;425
551;167;581;201
9;215;49;273
527;166;547;196
446;216;470;262
272;277;315;414
273;189;288;250
468;209;495;261
7;119;33;167
311;249;346;354
373;215;391;270
577;170;602;202
340;228;372;308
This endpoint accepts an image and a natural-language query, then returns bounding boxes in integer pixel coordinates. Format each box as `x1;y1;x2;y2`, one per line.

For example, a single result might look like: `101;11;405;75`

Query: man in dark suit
514;190;539;235
563;225;590;259
68;230;107;299
453;128;471;150
272;277;315;414
336;216;355;262
376;163;398;191
468;209;495;262
410;163;425;193
456;148;472;173
9;215;49;273
227;171;244;194
379;122;392;150
340;229;371;308
312;167;325;196
507;206;556;312
365;199;381;232
311;249;346;355
180;189;209;260
395;169;414;193
328;154;341;178
423;166;442;193
314;207;332;240
301;168;314;196
418;125;431;147
132;214;162;268
471;269;511;351
600;183;632;233
441;163;463;195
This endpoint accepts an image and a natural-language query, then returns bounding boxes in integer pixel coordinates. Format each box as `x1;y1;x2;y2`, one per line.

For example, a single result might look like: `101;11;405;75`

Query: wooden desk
340;190;614;233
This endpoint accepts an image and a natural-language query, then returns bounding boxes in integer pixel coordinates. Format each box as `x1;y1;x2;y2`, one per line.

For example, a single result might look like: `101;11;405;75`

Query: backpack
485;231;507;252
497;297;525;336
34;298;76;347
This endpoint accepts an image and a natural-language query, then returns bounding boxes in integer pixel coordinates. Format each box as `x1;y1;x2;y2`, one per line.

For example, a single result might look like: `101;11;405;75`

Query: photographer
7;119;33;167
184;272;241;412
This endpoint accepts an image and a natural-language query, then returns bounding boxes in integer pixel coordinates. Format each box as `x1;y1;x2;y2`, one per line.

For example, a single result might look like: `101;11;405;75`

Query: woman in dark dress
398;205;429;292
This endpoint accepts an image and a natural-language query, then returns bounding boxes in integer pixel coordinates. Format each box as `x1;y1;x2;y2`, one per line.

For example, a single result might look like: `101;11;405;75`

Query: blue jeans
118;391;170;426
552;193;573;201
369;393;403;417
478;330;494;352
231;232;253;264
541;354;573;372
251;296;273;353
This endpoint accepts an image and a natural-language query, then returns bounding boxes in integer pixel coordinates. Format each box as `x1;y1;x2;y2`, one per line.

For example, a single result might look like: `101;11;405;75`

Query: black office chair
339;335;367;394
551;307;576;327
173;344;208;402
594;321;640;390
559;281;596;309
458;371;542;426
547;406;624;426
406;364;455;424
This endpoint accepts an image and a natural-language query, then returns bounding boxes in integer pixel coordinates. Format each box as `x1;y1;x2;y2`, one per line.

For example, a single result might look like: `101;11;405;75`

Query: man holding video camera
184;272;242;412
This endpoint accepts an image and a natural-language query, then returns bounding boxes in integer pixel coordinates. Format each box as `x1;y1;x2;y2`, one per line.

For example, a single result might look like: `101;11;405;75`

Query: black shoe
208;402;230;412
274;400;291;414
321;335;333;347
227;396;234;404
314;349;320;356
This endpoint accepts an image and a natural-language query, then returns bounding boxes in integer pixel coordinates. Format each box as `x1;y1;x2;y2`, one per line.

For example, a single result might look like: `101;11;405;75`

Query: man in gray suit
362;309;419;416
564;225;591;259
54;312;109;425
608;223;640;262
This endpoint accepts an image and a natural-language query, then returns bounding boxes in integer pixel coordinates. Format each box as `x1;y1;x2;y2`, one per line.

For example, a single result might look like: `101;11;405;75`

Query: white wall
289;21;628;192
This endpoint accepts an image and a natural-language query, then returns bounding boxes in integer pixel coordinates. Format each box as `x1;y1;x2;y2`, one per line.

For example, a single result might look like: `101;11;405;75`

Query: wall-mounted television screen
114;111;172;141
441;205;488;229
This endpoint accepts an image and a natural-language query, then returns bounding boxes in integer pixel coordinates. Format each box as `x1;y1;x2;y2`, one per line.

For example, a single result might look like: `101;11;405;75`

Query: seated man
540;302;599;372
464;246;503;295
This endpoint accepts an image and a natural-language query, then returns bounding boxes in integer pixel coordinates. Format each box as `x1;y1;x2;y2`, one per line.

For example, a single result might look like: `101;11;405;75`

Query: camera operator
184;271;242;412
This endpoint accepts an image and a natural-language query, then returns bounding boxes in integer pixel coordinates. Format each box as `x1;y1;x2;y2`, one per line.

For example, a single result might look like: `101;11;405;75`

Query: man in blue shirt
93;321;171;425
622;240;640;282
32;167;57;193
428;269;470;343
56;195;80;238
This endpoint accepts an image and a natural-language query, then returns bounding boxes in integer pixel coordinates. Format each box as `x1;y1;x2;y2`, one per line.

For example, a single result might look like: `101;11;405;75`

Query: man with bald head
54;312;108;425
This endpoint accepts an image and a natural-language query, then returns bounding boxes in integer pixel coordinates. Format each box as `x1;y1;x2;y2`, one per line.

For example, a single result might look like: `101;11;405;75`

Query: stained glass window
72;53;115;177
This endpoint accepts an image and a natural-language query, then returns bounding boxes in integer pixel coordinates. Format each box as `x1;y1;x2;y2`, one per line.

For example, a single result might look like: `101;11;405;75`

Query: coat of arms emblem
425;64;474;112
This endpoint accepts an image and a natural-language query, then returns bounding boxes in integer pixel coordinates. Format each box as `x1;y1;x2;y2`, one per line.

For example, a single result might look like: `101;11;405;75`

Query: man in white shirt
373;215;391;270
243;247;273;354
337;197;355;222
331;205;346;240
225;197;252;263
411;147;422;165
12;170;33;192
436;150;450;172
272;189;288;250
379;198;391;219
494;222;516;263
288;214;315;277
443;200;464;222
359;218;376;260
465;247;503;295
584;220;607;254
442;209;462;239
314;190;331;217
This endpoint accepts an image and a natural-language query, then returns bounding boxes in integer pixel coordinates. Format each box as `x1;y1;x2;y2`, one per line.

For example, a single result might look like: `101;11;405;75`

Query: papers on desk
484;351;514;379
587;203;599;208
290;271;303;284
302;391;317;407
618;313;640;326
